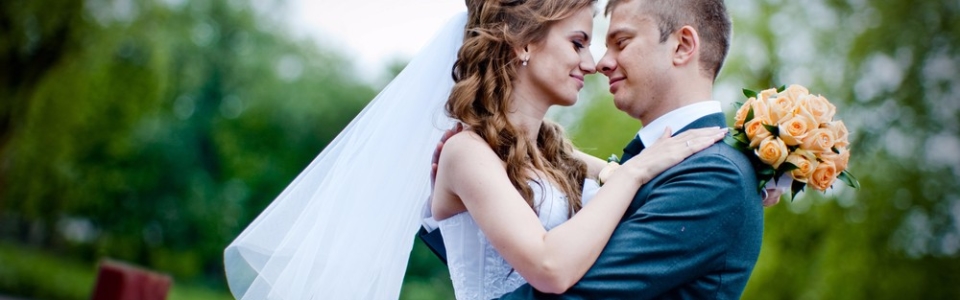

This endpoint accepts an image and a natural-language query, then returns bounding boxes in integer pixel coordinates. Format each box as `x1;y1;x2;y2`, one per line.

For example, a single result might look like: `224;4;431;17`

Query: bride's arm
434;127;726;294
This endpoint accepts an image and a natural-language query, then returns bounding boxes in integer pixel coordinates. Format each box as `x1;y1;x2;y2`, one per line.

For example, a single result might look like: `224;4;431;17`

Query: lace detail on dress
439;179;590;300
478;229;528;297
442;215;479;300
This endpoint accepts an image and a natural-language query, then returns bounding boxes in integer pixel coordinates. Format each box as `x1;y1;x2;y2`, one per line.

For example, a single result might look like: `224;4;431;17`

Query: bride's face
517;7;597;107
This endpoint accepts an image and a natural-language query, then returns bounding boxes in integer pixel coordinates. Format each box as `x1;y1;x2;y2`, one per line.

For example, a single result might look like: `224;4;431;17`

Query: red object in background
90;260;172;300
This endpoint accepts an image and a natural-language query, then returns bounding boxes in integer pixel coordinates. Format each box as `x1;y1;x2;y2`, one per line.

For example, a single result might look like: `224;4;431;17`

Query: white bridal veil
224;12;466;299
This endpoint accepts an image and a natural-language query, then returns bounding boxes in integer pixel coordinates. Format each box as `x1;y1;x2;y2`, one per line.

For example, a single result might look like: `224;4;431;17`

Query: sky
288;1;466;80
287;0;611;81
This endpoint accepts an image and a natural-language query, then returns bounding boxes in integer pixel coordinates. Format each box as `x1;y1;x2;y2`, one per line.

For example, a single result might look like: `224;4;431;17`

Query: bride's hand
619;127;728;184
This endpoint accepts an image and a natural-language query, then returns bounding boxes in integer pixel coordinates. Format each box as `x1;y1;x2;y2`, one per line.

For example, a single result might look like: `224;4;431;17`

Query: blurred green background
1;0;958;299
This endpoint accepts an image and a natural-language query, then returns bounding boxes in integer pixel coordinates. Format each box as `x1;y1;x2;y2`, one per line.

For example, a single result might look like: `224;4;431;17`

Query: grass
0;241;233;300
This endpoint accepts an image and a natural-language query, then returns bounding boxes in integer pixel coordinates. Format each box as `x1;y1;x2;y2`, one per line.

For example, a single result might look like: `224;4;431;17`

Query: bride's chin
558;98;578;107
547;91;579;107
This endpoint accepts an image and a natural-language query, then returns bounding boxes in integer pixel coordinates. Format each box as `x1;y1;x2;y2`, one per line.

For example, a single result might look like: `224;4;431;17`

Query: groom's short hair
606;0;732;81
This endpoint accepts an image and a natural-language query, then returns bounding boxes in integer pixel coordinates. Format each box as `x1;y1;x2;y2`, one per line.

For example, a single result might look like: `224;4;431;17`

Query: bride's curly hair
448;0;596;217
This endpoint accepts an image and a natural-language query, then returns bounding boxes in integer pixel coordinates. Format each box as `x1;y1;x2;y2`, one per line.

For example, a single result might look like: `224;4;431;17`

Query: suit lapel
674;113;727;135
619;113;727;163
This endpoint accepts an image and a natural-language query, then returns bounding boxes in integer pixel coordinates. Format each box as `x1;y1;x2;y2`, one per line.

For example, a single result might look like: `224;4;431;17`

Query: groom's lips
608;77;625;93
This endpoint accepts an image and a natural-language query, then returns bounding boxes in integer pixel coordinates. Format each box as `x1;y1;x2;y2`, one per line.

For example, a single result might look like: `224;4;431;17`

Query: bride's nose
581;54;597;74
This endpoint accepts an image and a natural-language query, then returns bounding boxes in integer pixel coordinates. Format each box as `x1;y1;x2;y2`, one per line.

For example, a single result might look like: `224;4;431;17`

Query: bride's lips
608;77;625;93
571;75;584;89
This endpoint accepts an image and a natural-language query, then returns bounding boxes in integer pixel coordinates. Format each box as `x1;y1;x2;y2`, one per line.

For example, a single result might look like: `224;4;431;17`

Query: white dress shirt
637;100;723;147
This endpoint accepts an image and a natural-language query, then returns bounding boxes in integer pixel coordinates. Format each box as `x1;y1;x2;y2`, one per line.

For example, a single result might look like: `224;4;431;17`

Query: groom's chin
612;97;632;115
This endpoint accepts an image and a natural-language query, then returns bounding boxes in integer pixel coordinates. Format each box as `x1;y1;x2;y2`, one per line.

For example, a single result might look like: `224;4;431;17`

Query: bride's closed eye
573;40;586;51
572;31;589;52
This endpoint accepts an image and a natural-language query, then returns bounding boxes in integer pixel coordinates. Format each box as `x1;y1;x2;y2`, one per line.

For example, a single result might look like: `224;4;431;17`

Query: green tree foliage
0;0;87;153
0;0;373;296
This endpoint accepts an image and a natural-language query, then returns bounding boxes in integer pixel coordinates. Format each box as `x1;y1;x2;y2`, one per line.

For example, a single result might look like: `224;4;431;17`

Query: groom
497;0;764;298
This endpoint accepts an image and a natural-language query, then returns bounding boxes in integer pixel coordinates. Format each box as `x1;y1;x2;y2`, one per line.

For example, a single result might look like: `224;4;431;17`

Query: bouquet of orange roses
725;84;860;200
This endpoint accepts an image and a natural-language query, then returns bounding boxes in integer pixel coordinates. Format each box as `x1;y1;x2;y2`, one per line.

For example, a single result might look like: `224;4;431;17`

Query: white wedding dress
439;179;600;300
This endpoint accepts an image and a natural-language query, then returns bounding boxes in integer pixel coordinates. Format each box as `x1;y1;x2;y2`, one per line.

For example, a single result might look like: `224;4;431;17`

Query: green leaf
757;179;770;193
791;179;806;201
743;88;758;99
733;101;744;110
759;166;776;178
779;162;800;173
724;135;749;151
838;170;861;189
832;146;841;154
733;131;750;144
763;124;780;137
776;162;799;181
777;85;787;93
744;106;755;125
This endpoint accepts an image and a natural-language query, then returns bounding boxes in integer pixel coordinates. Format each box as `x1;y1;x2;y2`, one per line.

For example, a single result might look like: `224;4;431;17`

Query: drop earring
522;59;528;66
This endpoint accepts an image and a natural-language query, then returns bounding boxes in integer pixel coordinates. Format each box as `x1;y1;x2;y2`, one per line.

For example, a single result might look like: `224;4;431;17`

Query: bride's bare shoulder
442;130;494;156
438;130;505;175
433;131;501;220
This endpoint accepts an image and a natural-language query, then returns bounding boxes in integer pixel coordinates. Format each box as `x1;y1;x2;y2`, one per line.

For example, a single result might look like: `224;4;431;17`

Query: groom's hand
762;188;783;207
431;123;464;189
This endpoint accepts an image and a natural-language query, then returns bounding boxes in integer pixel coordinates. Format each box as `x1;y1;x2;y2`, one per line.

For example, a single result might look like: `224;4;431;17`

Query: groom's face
597;3;675;121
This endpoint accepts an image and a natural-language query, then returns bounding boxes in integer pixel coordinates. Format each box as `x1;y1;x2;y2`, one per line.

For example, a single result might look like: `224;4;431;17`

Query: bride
223;0;726;299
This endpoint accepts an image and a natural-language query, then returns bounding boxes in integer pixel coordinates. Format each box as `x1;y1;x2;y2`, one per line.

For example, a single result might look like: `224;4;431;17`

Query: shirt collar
637;100;723;147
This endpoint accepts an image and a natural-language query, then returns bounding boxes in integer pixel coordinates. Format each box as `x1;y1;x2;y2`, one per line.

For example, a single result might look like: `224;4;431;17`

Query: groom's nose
597;53;617;76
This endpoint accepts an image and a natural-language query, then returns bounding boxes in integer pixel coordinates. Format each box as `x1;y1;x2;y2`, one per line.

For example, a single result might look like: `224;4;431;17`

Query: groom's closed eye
614;37;629;49
606;30;629;50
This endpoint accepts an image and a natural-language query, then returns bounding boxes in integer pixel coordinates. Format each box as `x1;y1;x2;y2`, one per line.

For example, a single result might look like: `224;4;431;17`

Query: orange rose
823;120;849;148
785;150;818;183
804;94;837;124
778;113;815;146
767;94;796;123
755;137;789;169
809;159;839;191
792;97;821;128
820;147;851;172
758;88;778;102
734;97;756;130
750;96;773;125
745;119;772;148
783;84;809;103
801;128;836;153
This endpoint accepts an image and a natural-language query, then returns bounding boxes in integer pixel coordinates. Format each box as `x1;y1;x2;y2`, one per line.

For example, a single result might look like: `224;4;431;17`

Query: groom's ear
672;25;699;67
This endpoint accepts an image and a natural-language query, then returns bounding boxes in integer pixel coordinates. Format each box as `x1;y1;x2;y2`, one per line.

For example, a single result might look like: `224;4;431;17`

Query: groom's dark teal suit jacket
498;113;764;300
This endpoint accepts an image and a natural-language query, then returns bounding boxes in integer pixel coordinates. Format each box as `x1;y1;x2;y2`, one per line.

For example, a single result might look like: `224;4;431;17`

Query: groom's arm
574;150;606;178
500;148;761;299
